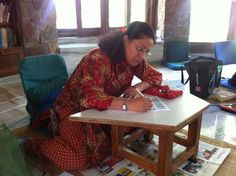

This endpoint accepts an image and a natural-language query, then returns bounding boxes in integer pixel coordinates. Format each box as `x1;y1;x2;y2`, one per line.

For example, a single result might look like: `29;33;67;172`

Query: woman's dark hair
124;21;156;42
98;21;155;63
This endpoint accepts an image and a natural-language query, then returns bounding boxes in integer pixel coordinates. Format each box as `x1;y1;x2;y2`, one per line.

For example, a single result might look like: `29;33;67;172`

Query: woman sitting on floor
24;21;163;171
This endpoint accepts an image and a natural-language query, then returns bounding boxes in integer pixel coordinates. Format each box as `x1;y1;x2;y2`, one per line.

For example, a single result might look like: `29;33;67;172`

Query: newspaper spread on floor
79;137;231;176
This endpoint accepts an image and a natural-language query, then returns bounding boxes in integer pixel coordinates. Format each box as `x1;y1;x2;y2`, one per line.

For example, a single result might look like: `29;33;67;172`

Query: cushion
166;61;189;70
26;76;67;106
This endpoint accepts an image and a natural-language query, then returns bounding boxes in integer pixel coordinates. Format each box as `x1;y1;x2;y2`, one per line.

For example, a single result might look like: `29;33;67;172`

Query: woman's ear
123;35;129;43
123;35;130;48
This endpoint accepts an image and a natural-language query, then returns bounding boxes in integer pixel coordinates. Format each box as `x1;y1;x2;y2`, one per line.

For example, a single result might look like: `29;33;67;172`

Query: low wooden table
70;92;209;176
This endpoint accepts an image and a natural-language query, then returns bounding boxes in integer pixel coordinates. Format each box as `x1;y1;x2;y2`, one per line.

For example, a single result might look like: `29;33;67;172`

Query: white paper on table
147;95;170;111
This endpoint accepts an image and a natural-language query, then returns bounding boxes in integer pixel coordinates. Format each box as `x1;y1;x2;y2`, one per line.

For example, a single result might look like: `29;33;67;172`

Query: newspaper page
175;141;231;176
80;156;155;176
80;140;230;176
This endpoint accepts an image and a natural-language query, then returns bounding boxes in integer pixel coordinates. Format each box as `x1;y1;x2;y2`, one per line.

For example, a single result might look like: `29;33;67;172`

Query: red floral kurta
40;48;162;171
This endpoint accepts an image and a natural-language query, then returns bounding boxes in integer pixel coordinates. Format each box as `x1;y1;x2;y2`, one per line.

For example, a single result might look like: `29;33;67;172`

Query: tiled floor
0;62;235;175
201;105;236;145
0;75;29;130
1;63;235;145
157;64;236;146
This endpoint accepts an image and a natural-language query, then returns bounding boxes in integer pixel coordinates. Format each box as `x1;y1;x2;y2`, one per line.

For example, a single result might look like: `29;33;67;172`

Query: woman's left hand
123;86;144;99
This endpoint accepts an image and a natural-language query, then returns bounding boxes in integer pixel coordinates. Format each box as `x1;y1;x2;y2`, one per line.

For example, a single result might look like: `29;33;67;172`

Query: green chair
164;41;190;70
19;54;68;127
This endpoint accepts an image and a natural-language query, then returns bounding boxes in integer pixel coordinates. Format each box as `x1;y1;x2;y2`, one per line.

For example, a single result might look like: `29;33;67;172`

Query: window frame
57;0;158;37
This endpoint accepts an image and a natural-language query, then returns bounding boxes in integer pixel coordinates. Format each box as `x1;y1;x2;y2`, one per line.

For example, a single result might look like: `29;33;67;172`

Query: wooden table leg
188;113;202;161
158;130;174;176
111;125;123;156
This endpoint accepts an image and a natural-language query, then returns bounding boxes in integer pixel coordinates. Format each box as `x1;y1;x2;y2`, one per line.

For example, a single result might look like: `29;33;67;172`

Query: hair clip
120;27;127;33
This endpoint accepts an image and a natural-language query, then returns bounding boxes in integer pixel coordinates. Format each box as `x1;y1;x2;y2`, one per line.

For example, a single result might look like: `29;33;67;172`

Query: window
54;0;157;37
81;0;101;28
130;0;146;22
189;0;232;42
109;0;127;27
55;0;77;29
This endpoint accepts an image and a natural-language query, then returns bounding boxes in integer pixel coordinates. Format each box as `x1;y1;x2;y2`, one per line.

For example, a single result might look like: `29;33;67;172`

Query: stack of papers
208;89;236;102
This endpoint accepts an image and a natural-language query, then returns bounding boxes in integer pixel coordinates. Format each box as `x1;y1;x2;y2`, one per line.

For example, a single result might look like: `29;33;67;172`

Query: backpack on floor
181;56;223;99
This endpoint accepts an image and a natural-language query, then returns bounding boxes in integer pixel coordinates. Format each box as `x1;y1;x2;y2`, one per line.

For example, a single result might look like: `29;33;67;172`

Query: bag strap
181;65;189;85
214;60;223;87
213;61;218;87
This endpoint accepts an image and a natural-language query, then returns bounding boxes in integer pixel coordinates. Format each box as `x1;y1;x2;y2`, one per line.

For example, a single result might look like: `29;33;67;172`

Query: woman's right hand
123;86;144;99
127;96;153;112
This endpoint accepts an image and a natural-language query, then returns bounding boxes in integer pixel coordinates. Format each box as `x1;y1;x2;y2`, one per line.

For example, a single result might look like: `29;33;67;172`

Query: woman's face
124;35;153;67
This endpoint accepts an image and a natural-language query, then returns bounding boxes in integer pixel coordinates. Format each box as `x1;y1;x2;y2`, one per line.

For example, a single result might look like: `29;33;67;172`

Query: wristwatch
122;98;127;111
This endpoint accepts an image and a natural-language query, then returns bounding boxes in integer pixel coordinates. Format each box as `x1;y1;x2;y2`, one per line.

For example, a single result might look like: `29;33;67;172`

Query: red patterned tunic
40;48;162;171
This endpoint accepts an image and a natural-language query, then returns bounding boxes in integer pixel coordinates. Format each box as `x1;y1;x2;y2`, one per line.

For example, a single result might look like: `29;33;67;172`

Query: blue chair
214;40;236;65
19;54;69;126
164;41;190;70
214;41;236;90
